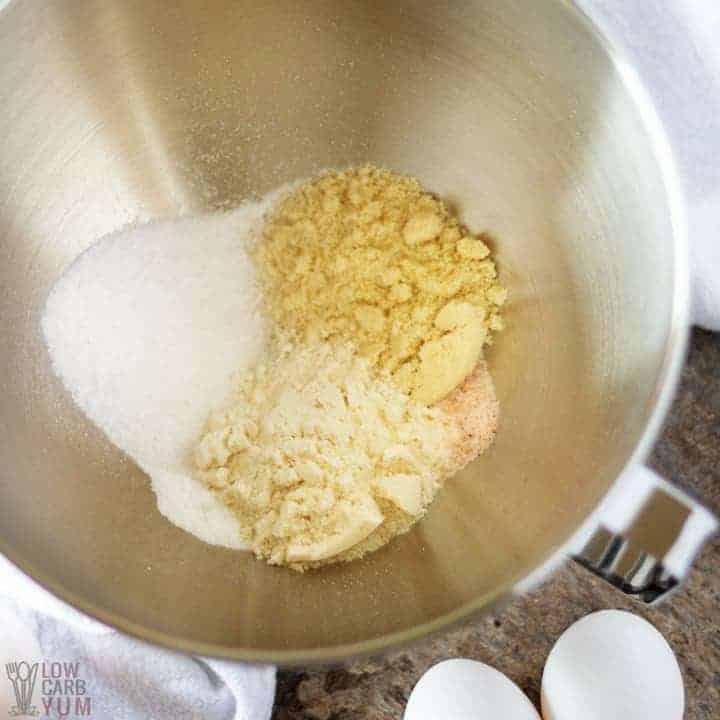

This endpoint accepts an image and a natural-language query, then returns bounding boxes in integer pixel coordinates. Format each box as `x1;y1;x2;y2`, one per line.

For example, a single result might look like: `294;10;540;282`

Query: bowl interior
0;0;682;661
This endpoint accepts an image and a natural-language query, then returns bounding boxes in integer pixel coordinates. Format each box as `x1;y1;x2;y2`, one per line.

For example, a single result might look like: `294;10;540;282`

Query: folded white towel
578;0;720;330
0;555;275;720
1;3;718;720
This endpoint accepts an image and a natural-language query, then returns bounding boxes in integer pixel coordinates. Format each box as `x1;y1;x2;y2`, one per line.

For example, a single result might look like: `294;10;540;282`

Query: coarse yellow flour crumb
195;341;462;570
256;165;506;404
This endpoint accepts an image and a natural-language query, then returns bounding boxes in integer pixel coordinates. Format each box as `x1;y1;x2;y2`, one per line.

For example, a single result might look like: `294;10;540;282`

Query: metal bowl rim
0;0;691;665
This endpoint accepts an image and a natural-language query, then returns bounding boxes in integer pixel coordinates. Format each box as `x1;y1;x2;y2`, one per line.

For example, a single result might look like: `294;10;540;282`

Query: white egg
541;610;684;720
405;658;541;720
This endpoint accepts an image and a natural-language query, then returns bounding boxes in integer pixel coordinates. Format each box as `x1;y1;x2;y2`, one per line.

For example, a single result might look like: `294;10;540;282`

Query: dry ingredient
196;340;462;570
42;204;275;548
196;338;499;570
437;360;500;471
257;165;507;404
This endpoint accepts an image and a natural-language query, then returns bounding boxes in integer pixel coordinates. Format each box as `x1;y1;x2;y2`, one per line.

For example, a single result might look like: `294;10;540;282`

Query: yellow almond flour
255;165;507;404
195;340;464;571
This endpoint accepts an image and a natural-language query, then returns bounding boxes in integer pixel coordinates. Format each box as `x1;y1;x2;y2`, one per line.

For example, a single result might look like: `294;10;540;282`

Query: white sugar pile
42;200;275;548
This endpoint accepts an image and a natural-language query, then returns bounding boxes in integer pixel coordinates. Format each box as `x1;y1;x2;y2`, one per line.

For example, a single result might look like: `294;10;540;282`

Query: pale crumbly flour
195;340;458;569
196;339;498;571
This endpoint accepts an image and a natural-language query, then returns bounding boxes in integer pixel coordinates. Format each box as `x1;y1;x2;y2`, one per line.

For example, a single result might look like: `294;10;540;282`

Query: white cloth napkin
0;555;275;720
577;0;720;331
1;3;718;720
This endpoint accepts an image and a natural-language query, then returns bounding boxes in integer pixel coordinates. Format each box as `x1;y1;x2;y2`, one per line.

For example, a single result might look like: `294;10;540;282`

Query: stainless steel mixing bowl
0;0;699;663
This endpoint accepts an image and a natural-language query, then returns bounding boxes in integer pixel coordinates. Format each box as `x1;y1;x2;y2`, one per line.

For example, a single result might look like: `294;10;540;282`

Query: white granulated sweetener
42;201;275;548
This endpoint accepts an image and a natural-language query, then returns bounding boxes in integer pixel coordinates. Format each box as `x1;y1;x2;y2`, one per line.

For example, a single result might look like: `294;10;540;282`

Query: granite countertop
274;328;720;720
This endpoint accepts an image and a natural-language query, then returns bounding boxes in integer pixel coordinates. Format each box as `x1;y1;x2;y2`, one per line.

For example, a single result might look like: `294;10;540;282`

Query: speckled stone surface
273;328;720;720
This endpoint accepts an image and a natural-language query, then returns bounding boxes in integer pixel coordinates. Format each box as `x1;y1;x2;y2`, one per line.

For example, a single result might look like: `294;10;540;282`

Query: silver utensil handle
573;466;718;603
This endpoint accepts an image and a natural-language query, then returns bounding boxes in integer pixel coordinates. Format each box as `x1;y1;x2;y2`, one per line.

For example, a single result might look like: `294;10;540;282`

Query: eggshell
541;610;684;720
405;658;540;720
